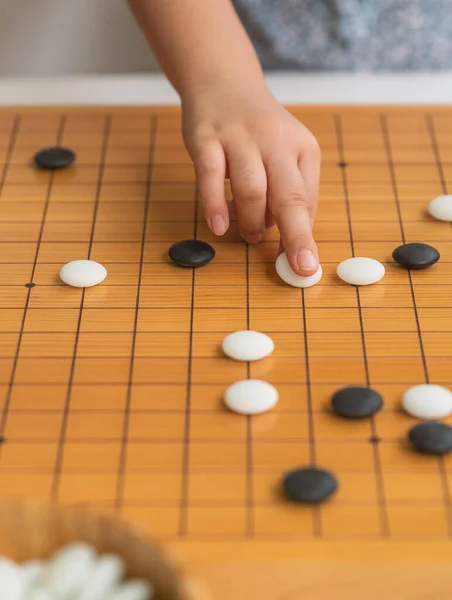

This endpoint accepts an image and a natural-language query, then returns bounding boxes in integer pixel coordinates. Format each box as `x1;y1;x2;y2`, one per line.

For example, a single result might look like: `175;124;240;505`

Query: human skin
128;0;321;276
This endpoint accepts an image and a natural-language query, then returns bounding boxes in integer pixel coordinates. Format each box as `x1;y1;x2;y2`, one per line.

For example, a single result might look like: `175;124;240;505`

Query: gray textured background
0;0;159;75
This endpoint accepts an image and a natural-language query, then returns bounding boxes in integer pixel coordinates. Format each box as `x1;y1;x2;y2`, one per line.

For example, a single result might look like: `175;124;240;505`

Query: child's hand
182;86;321;276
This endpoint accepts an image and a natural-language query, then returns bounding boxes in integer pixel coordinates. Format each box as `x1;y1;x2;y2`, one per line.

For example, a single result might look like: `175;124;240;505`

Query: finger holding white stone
276;252;322;288
60;260;107;288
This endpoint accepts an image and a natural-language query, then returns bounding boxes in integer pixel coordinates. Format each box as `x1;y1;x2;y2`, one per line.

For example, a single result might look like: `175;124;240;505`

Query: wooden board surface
0;106;452;598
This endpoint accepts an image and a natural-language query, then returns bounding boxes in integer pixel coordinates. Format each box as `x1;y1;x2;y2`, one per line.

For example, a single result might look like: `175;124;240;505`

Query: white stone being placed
224;380;279;415
275;252;322;288
428;195;452;222
222;331;274;362
337;257;385;286
60;260;107;288
402;384;452;420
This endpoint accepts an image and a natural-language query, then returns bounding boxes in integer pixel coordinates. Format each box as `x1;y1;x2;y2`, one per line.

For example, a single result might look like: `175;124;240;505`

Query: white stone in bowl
402;384;452;420
275;252;322;288
222;331;274;362
60;260;107;288
337;257;385;286
428;195;452;222
224;380;279;415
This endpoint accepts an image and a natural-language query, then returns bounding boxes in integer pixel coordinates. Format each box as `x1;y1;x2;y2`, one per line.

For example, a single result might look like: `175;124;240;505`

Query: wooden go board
0;106;452;598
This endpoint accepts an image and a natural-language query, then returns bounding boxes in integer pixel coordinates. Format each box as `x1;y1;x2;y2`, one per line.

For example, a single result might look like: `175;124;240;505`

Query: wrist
179;70;270;106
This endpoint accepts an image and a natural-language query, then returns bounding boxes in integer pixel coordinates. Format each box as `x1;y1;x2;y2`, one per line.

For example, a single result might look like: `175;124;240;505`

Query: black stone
34;147;76;170
168;240;215;267
331;386;383;419
282;467;338;504
408;421;452;455
392;243;440;270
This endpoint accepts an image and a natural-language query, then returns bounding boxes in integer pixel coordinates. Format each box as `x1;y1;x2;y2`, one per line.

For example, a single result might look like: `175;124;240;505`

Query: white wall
0;0;159;75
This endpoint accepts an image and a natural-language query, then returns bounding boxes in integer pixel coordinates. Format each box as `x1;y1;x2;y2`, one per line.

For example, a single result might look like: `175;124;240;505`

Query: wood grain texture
0;106;452;598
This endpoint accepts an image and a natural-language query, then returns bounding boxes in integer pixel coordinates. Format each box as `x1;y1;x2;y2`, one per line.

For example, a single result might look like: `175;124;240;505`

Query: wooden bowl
0;500;192;600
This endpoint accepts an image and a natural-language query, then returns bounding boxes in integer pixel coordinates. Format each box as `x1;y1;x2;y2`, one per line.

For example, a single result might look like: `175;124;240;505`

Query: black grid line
335;114;390;538
51;115;112;500
178;189;199;537
0;117;21;196
0;116;66;443
380;115;429;382
245;243;254;536
114;116;158;511
425;114;452;536
426;114;448;196
301;288;322;537
2;108;452;542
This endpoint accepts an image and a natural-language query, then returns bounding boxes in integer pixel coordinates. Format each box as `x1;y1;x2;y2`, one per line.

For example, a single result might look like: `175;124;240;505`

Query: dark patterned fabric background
233;0;452;70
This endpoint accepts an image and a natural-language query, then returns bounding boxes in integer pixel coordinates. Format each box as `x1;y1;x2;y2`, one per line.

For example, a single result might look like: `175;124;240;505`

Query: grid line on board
426;114;448;196
52;115;112;500
380;114;429;383
301;288;322;537
1;108;452;542
425;114;452;536
335;114;390;538
382;112;452;538
178;183;199;537
0;115;66;443
115;115;158;510
0;117;20;196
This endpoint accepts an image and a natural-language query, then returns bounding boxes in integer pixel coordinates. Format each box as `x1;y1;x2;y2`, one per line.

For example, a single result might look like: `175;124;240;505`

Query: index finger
266;156;319;277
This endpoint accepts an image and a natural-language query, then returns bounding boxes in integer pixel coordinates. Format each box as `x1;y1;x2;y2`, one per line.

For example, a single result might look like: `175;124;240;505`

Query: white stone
60;260;107;288
402;384;452;420
428;195;452;222
42;542;97;599
27;588;55;600
0;558;25;600
275;252;322;288
78;554;125;600
337;257;385;286
111;580;154;600
224;380;279;415
21;560;46;588
222;331;274;362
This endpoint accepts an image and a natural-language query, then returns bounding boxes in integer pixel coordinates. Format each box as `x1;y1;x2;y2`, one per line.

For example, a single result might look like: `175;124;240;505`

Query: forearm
128;0;266;99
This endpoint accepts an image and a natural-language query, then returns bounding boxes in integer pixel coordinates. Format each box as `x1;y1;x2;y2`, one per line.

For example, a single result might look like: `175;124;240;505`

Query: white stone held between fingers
336;257;385;286
224;380;279;415
59;260;107;288
428;195;452;222
275;252;322;288
111;580;154;600
402;384;452;420
222;331;274;362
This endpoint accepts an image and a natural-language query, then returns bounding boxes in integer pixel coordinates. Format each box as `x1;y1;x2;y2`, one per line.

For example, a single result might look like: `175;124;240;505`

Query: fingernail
210;214;226;236
247;232;264;244
297;249;318;272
